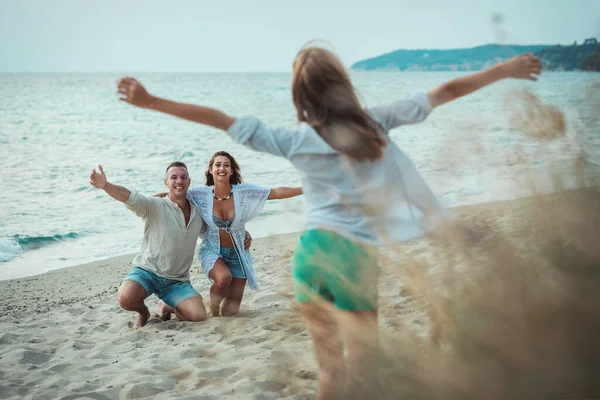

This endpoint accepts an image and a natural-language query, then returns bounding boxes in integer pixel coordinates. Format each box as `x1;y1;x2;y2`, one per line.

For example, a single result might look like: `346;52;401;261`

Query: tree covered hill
351;38;599;72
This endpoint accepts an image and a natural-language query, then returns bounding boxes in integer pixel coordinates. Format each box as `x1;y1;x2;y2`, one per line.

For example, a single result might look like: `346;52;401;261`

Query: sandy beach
1;187;599;400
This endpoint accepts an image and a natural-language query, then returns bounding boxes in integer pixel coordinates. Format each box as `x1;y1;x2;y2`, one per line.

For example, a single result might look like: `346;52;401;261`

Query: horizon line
1;39;596;74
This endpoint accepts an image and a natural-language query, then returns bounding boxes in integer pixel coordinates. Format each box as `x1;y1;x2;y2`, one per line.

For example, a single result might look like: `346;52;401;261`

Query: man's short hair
165;161;188;175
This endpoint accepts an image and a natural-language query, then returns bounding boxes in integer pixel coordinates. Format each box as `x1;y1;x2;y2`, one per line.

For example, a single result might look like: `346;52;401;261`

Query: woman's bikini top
213;213;235;231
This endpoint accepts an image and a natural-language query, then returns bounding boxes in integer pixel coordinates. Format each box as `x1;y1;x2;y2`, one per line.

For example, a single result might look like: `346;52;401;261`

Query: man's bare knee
118;291;139;310
177;297;207;322
117;281;146;310
185;310;208;322
118;293;134;310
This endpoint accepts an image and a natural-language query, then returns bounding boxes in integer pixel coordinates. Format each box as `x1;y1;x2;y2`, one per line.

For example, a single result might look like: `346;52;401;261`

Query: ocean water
1;72;599;280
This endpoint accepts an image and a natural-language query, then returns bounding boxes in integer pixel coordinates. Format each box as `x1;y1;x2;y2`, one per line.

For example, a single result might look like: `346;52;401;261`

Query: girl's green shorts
292;229;380;312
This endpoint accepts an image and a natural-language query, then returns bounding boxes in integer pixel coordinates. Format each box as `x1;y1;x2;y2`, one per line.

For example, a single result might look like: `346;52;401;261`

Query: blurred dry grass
365;186;600;400
270;87;600;399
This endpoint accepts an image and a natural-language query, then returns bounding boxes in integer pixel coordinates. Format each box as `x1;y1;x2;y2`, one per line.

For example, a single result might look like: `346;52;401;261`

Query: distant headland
351;38;600;72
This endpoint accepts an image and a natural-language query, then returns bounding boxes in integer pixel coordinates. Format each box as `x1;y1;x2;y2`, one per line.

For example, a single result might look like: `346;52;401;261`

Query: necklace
213;189;233;201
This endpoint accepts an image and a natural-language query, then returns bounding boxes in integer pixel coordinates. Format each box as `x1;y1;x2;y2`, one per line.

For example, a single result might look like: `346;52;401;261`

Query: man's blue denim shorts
122;267;201;309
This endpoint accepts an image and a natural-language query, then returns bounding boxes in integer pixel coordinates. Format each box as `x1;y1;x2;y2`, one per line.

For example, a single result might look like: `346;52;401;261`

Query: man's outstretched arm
90;165;156;220
90;165;130;202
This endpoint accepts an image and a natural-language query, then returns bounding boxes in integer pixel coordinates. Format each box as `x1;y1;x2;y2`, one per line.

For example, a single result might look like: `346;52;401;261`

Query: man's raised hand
90;165;107;189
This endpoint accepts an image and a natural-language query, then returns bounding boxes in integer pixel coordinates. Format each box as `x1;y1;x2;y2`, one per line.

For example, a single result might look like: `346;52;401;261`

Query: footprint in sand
69;340;96;350
280;395;314;400
17;349;53;366
198;367;238;378
269;349;295;366
60;393;113;400
76;326;89;335
255;380;286;392
146;316;162;325
264;320;305;336
284;325;305;335
84;349;112;360
132;367;162;377
263;323;279;332
48;363;71;374
211;322;229;339
178;348;208;360
198;348;217;358
0;332;20;345
0;385;30;398
91;322;111;332
295;369;318;380
168;367;193;382
190;360;214;372
44;376;71;390
120;382;171;399
110;332;145;345
228;335;270;347
251;392;278;400
65;306;89;316
78;362;111;371
253;293;285;305
194;377;224;389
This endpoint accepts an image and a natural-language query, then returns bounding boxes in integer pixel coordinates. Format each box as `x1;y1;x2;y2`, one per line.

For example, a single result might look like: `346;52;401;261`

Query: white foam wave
0;239;22;262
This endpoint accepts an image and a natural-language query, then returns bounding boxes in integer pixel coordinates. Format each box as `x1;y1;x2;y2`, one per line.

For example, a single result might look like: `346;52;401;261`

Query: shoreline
3;185;598;284
3;184;595;281
1;186;598;318
0;233;302;318
3;160;600;282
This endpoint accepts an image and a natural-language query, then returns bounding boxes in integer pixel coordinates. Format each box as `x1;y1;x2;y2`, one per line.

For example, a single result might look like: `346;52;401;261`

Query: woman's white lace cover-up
187;184;270;290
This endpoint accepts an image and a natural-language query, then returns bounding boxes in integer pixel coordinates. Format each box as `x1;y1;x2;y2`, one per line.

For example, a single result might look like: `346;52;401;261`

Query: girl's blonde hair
292;43;386;162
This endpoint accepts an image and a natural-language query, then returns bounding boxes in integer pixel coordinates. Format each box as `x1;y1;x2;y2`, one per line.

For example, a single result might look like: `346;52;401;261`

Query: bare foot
210;305;221;317
221;307;239;317
134;309;151;329
158;300;174;321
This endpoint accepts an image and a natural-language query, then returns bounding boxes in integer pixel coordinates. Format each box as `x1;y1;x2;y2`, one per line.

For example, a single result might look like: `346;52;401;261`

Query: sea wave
0;239;21;262
0;232;84;262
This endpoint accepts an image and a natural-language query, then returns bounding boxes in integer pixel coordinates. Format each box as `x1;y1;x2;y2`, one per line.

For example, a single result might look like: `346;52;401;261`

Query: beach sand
1;187;599;400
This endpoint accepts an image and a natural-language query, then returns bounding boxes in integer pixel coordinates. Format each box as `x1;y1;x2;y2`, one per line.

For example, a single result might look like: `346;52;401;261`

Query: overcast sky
1;0;598;72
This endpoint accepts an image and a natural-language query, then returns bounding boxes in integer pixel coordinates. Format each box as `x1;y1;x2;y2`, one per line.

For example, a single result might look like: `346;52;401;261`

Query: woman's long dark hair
204;151;243;186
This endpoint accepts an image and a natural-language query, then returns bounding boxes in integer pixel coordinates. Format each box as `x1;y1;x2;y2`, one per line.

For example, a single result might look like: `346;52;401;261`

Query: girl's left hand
117;77;155;108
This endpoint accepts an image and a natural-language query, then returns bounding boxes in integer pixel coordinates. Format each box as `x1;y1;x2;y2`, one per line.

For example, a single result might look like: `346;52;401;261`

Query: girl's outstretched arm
116;77;236;131
427;53;542;109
